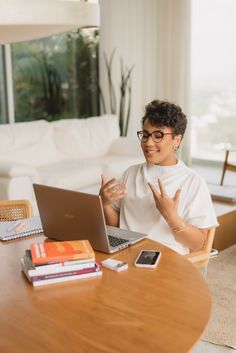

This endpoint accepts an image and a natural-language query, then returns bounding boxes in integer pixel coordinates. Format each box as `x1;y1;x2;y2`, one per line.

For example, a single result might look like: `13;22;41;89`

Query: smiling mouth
145;149;160;154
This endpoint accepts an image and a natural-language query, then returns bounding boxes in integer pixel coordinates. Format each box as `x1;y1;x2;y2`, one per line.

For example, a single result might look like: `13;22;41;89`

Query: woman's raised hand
99;174;127;207
148;178;181;223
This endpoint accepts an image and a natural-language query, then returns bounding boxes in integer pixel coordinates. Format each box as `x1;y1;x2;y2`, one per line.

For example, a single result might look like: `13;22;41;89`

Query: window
1;28;99;123
191;0;236;162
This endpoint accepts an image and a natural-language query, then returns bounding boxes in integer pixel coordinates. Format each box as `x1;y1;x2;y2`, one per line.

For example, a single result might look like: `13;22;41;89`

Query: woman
99;99;218;254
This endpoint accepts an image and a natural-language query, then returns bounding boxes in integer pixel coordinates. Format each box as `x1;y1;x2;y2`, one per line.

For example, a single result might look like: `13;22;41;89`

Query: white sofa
0;115;144;211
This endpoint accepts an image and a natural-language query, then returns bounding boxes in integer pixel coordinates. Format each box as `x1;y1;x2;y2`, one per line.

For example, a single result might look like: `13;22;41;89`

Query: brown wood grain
0;236;211;353
214;210;236;250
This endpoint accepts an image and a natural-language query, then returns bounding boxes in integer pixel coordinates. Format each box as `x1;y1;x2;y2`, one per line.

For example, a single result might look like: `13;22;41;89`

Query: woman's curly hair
142;99;187;136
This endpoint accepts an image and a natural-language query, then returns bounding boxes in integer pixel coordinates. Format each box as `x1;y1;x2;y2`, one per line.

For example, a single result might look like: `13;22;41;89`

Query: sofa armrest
0;162;39;181
108;137;143;157
0;162;40;201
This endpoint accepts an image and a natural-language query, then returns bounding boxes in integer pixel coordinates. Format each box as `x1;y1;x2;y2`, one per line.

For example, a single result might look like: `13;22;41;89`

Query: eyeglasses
137;130;174;143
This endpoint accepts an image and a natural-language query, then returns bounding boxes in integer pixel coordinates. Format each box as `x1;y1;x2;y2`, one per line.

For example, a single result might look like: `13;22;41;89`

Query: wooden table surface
0;236;211;353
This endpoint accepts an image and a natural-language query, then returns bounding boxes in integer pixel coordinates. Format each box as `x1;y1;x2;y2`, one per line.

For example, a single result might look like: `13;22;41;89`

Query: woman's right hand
99;174;127;208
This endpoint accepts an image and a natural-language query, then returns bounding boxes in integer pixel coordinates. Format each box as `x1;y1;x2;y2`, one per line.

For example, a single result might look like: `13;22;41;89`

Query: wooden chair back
220;149;236;185
184;228;216;272
0;200;32;222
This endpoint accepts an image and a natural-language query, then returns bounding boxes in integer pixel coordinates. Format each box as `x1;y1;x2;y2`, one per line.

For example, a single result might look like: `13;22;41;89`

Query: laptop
33;184;147;253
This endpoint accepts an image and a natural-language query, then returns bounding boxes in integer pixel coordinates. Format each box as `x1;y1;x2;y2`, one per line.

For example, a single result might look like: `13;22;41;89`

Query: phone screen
136;251;160;265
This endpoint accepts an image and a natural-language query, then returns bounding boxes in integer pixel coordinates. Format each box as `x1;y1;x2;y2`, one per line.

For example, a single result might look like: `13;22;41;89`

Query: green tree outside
12;28;99;122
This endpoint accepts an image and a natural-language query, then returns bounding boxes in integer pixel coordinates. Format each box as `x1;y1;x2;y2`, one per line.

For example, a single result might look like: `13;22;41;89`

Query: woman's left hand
148;178;181;223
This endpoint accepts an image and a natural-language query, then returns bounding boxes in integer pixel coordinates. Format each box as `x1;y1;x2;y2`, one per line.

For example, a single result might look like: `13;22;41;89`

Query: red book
30;240;95;265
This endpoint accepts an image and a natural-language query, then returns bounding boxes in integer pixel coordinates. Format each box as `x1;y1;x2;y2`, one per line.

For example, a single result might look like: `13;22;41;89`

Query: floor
191;340;236;353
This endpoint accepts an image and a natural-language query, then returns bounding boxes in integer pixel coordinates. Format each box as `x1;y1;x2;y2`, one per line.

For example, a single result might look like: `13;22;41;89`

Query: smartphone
135;250;161;268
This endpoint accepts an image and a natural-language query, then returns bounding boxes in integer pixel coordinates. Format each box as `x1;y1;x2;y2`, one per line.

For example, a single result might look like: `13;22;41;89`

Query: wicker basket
0;200;32;222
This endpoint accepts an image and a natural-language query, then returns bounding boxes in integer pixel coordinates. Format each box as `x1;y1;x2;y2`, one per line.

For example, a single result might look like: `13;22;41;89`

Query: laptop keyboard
108;235;129;247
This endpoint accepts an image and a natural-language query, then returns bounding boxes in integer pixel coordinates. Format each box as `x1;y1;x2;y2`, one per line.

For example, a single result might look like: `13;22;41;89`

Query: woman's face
140;120;182;166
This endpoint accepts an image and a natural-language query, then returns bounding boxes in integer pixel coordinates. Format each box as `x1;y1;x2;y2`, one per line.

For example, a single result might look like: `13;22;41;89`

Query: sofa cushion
108;137;142;156
0;120;60;167
52;115;119;161
93;154;144;180
37;160;102;190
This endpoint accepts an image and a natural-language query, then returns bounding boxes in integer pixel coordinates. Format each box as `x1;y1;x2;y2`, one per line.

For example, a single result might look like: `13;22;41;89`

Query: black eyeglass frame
137;130;174;143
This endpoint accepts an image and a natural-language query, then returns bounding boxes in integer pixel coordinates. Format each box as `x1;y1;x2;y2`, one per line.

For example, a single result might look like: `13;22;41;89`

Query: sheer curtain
99;0;191;164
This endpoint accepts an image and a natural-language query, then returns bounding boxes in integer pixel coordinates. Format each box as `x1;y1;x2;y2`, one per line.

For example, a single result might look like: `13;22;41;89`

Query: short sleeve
182;176;219;228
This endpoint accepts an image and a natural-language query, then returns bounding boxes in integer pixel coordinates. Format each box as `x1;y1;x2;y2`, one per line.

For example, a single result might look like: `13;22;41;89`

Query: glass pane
11;28;99;122
0;46;7;124
191;0;236;162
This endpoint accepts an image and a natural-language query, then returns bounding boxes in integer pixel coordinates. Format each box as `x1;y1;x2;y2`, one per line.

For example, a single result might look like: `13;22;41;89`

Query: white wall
99;0;160;137
99;0;191;163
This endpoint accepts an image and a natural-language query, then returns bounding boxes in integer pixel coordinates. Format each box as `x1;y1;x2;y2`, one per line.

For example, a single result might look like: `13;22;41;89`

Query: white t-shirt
112;160;219;254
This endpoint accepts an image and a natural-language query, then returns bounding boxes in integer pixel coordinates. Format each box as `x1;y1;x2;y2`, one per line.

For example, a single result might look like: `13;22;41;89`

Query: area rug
202;244;236;349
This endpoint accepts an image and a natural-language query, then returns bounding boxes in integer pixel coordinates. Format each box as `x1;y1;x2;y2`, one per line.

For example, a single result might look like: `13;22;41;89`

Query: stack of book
21;239;102;286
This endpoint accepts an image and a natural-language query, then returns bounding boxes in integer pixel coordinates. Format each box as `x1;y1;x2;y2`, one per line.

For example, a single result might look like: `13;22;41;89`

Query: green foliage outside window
12;28;99;122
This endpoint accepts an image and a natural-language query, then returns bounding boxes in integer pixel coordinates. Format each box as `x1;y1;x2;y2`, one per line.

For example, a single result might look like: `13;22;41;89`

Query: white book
22;254;96;276
208;183;236;204
32;269;102;287
0;216;43;241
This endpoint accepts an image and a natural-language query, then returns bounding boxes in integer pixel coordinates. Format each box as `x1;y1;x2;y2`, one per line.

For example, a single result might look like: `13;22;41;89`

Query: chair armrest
108;137;143;157
0;162;39;181
184;250;211;264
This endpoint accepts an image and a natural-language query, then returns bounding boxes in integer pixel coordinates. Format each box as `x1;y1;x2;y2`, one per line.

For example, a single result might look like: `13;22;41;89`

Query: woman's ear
174;134;182;148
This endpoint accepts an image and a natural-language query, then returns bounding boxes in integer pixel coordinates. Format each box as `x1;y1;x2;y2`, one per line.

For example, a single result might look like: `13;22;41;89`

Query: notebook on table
33;183;147;253
0;216;43;241
208;183;236;204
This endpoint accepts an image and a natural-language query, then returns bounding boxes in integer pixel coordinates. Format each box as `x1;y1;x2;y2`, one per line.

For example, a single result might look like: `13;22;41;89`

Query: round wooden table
0;236;211;353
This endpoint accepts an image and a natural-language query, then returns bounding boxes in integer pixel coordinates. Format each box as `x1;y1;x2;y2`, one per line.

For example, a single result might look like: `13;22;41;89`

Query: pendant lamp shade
0;0;100;44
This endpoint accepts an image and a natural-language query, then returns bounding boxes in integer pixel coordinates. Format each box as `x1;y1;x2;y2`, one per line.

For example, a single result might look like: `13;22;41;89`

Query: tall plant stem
104;49;116;114
98;83;107;114
124;80;132;136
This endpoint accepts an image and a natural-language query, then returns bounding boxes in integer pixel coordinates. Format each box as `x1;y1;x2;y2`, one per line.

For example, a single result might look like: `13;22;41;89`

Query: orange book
30;240;95;265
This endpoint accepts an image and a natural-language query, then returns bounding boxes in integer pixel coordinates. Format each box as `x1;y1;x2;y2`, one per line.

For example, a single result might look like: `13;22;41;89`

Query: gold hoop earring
173;146;178;152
